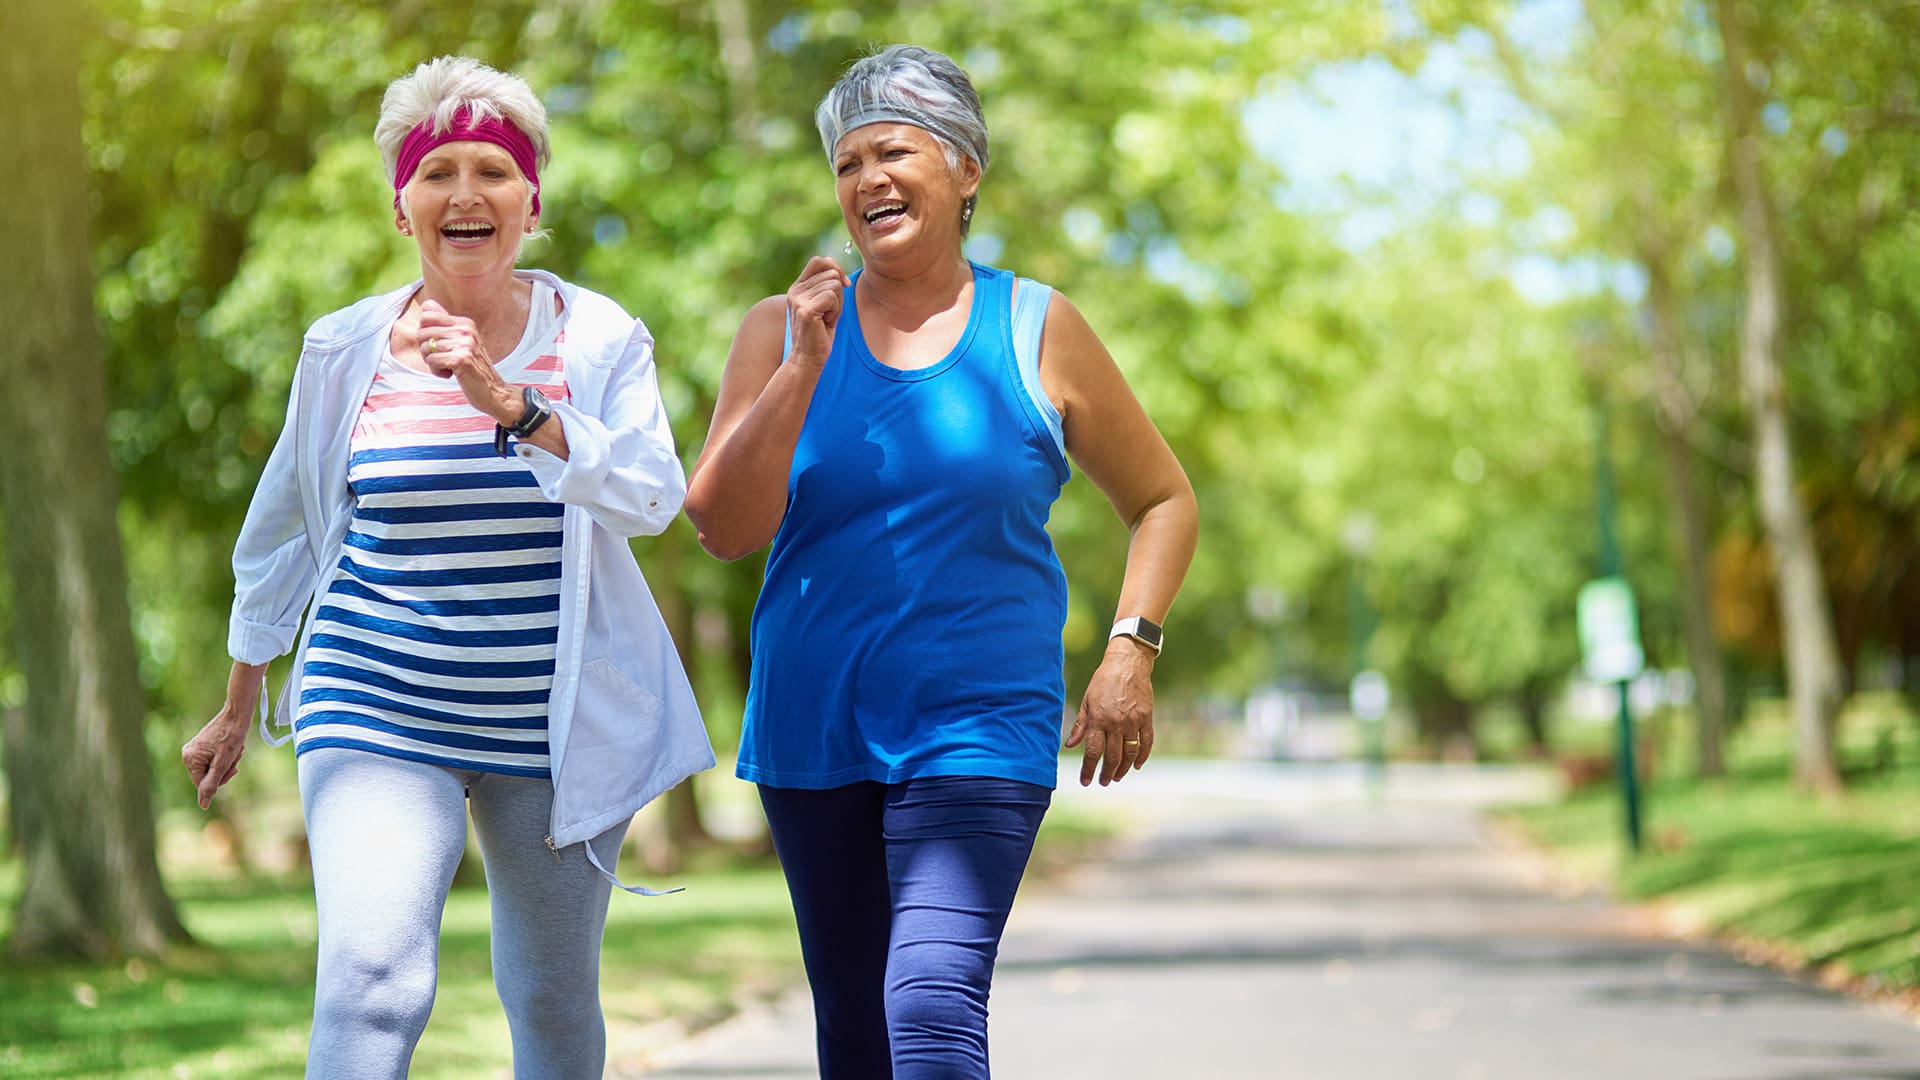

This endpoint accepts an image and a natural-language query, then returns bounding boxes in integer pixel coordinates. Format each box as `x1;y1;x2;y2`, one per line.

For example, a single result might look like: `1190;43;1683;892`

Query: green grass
1504;691;1920;993
0;849;801;1079
0;792;1115;1078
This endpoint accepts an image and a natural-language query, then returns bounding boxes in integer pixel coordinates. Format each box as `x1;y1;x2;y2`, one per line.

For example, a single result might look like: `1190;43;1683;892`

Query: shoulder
549;276;646;353
1035;287;1117;406
740;294;788;337
719;295;791;372
725;295;788;356
1039;287;1098;347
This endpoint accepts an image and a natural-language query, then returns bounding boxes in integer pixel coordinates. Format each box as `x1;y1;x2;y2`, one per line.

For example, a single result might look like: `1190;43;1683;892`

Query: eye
835;159;859;176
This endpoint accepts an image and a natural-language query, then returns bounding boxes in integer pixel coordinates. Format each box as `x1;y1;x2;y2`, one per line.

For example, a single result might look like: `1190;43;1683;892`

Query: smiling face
833;122;979;268
395;140;535;282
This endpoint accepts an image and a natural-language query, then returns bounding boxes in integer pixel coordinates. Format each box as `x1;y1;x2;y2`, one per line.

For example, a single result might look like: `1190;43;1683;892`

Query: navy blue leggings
758;777;1051;1080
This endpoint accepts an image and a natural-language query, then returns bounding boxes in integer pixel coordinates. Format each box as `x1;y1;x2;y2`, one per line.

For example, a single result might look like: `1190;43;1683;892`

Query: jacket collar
305;269;572;350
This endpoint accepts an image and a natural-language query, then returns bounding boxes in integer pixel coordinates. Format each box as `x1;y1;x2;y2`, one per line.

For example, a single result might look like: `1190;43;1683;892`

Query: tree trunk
1715;0;1845;793
653;535;714;853
1515;678;1551;758
1634;226;1727;779
0;2;190;957
709;0;760;147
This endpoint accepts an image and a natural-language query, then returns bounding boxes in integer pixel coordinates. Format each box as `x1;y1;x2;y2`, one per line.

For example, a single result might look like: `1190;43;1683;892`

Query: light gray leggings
297;746;624;1079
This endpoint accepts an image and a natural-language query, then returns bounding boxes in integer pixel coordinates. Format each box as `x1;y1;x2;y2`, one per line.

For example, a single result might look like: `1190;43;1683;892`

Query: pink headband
392;106;542;217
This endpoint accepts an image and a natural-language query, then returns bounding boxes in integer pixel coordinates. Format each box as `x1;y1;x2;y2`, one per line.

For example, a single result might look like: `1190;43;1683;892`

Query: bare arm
183;659;269;810
686;257;850;560
1043;291;1200;786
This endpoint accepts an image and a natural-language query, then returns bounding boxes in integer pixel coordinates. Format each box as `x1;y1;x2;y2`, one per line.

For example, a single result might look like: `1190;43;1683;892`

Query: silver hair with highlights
815;45;988;232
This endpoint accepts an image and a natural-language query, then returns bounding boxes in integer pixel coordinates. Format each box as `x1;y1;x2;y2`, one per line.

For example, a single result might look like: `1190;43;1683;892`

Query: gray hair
815;45;988;231
376;56;550;220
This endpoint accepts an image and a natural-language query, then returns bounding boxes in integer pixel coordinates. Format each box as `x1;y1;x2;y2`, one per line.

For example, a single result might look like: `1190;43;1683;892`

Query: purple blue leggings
758;776;1051;1080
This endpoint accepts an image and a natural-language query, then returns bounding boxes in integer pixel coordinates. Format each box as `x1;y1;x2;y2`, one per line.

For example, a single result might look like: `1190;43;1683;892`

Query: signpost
1349;668;1389;794
1584;394;1646;853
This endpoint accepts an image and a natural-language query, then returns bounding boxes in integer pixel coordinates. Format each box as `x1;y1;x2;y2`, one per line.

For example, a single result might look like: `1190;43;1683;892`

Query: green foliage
11;0;1908;800
0;794;1111;1074
1505;693;1920;990
71;1;1399;765
0;854;801;1077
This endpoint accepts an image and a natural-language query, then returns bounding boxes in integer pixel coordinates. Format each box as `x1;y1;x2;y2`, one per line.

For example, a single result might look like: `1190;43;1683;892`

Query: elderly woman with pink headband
181;56;712;1077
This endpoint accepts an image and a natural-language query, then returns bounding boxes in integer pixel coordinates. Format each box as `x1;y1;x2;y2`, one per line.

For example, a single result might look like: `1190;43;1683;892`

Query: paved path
630;761;1920;1079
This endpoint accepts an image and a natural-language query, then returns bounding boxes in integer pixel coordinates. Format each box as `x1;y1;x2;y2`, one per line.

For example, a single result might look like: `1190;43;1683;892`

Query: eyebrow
419;147;516;169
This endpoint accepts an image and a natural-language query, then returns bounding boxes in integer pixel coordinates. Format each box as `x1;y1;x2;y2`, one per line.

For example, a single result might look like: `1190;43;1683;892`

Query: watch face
1136;619;1163;647
524;386;551;410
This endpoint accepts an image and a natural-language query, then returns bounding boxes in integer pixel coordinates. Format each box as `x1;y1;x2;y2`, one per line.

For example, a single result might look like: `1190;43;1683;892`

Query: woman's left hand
1066;638;1156;786
416;300;518;423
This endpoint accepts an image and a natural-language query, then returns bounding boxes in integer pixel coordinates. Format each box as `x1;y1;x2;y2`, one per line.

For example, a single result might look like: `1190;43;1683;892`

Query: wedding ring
424;338;439;355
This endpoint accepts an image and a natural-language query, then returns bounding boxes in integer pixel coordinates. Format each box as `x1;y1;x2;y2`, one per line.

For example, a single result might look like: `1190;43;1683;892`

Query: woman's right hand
786;256;849;368
185;662;266;810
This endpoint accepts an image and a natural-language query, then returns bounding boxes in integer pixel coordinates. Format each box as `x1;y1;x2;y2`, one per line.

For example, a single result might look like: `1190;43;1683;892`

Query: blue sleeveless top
736;262;1070;789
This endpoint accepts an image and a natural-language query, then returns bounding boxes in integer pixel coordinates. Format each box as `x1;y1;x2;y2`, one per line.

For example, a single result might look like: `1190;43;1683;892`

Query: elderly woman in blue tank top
179;56;713;1078
685;43;1199;1079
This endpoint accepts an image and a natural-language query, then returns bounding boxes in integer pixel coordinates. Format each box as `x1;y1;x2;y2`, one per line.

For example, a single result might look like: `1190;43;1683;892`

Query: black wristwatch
494;387;554;457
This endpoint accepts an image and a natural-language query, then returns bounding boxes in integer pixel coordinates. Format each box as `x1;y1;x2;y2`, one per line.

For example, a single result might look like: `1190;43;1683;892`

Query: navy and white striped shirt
295;287;570;778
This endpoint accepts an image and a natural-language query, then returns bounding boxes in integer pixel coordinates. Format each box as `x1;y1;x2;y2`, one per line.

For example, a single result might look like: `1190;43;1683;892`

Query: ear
958;155;982;201
395;204;412;236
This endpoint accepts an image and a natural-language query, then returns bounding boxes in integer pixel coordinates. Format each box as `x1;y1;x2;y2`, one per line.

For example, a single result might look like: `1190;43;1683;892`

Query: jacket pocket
566;658;668;819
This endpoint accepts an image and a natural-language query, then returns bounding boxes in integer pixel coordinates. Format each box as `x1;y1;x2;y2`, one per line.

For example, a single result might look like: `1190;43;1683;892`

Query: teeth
443;223;495;236
865;202;906;223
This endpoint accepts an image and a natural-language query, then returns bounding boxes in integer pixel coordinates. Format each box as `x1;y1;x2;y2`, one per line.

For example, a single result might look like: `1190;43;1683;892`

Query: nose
450;168;482;205
857;158;890;194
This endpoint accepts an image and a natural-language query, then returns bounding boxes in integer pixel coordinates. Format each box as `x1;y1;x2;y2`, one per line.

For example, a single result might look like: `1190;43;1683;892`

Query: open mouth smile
864;200;908;226
440;220;497;244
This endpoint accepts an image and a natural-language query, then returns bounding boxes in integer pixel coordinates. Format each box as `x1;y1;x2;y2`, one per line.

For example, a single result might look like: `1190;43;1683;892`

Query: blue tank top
736;262;1070;789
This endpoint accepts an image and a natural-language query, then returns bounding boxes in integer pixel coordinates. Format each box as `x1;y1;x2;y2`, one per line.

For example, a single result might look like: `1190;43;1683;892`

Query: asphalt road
626;761;1920;1079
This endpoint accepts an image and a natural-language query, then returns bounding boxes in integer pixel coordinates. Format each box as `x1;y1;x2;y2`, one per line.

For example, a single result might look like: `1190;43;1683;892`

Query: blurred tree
1715;0;1843;793
1485;0;1735;776
53;0;1388;856
51;0;1911;817
0;1;187;959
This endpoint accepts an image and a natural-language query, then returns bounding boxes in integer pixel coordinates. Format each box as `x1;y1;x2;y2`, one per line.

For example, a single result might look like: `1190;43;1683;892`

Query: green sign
1577;576;1644;684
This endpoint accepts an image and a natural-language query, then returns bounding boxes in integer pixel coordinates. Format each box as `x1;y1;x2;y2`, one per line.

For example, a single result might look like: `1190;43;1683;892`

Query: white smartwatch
1108;616;1164;655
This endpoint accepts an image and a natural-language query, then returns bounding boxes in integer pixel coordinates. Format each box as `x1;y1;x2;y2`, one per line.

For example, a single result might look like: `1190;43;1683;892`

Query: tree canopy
2;0;1913;826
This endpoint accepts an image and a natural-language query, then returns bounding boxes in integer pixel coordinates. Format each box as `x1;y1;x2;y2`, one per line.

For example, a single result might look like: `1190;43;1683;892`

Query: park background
3;0;1919;1075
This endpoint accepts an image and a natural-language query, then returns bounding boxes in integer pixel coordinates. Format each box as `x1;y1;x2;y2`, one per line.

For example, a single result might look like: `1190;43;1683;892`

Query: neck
857;249;972;317
417;268;532;343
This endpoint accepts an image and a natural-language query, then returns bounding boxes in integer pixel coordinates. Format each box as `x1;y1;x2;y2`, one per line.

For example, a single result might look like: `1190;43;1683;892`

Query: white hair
377;56;550;249
376;56;550;183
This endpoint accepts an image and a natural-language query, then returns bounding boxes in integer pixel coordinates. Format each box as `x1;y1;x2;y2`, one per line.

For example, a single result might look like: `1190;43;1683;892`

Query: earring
400;224;412;236
843;239;854;255
961;204;974;223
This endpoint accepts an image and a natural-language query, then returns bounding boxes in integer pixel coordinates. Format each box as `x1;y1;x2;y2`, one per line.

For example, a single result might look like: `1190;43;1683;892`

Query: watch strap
508;386;553;438
495;388;553;457
1109;616;1164;654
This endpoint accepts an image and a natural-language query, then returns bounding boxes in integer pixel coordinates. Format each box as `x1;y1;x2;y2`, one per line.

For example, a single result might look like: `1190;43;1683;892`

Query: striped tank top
294;283;569;778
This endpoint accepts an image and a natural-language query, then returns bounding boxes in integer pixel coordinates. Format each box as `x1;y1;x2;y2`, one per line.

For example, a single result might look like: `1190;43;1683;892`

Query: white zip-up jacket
227;270;714;890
